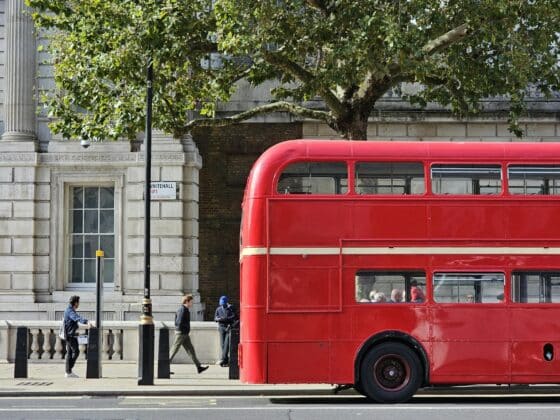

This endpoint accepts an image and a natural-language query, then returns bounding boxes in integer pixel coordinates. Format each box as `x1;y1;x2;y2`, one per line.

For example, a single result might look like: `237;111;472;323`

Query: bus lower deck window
433;273;504;303
512;272;560;303
355;270;426;303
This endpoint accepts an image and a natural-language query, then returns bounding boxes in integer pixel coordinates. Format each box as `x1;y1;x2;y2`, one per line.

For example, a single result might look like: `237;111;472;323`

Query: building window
355;270;426;303
512;272;560;303
277;162;348;195
69;186;115;285
431;165;502;195
433;273;504;303
508;166;560;195
355;162;425;195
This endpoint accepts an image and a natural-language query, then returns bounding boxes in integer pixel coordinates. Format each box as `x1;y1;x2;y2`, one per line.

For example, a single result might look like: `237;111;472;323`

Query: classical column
1;0;37;142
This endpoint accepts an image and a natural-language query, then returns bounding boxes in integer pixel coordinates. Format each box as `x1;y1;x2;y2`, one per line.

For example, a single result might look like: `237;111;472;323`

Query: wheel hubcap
373;354;410;392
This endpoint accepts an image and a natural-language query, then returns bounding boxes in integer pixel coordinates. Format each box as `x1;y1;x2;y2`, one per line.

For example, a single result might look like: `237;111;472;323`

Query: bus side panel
239;255;267;383
430;306;510;382
268;199;352;246
352;203;428;239
268;255;340;312
511;306;560;381
506;203;560;240
429;203;506;239
268;342;330;383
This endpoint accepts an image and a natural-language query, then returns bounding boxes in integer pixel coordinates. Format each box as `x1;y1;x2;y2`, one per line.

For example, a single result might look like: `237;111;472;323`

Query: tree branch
262;50;347;117
422;23;469;55
185;101;334;128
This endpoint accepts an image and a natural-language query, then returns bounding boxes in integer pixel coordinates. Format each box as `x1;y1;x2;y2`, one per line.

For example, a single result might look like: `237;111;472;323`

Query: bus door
510;271;560;382
430;271;510;384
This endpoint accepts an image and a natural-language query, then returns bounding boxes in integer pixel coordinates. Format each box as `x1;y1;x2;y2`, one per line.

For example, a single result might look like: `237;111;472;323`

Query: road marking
1;406;560;412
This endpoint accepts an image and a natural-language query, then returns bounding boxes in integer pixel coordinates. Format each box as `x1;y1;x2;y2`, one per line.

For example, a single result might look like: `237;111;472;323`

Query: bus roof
245;139;560;198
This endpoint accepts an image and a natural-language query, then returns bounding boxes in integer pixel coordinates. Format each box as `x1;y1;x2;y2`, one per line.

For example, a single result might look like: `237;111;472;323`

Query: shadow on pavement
269;395;560;405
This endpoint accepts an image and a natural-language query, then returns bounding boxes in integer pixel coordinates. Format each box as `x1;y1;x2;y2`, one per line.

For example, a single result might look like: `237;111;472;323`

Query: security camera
80;139;91;149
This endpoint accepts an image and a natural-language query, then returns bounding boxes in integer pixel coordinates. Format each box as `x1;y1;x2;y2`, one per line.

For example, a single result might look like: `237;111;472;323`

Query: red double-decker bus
239;139;560;403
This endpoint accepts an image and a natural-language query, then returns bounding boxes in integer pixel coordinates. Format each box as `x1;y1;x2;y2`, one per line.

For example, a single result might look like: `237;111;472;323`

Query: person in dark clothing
214;295;238;367
169;294;208;374
63;295;91;378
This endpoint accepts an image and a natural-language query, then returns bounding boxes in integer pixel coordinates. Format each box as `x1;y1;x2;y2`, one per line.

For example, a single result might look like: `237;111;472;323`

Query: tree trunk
340;113;369;140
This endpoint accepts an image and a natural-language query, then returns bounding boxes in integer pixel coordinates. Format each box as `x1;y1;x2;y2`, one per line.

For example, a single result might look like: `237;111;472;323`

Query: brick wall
194;123;302;319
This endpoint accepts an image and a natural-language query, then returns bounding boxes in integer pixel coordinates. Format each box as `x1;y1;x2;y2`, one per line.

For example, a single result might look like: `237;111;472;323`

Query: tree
27;0;235;140
28;0;560;141
214;0;560;139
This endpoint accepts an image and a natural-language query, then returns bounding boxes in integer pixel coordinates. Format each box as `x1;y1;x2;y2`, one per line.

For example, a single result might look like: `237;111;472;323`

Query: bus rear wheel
360;342;422;403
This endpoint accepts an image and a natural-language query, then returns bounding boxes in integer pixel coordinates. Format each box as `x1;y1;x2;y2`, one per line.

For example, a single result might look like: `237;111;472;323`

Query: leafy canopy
215;0;560;138
28;0;560;140
28;0;235;140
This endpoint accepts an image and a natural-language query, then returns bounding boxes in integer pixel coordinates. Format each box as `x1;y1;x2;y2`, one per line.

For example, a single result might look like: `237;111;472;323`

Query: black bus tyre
360;342;422;403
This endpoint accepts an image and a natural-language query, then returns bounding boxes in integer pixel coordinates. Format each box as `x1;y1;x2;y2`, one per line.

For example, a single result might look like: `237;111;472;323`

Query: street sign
150;182;178;200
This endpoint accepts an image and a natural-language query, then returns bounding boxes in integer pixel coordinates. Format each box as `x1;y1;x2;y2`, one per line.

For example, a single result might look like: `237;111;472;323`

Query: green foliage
27;0;560;140
215;0;560;138
27;0;237;140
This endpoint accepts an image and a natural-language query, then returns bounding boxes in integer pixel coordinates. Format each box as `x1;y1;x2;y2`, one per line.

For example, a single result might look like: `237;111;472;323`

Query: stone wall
0;134;203;321
194;123;303;319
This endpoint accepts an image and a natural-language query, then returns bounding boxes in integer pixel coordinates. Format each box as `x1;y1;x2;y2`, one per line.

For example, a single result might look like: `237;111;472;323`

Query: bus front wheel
360;342;422;403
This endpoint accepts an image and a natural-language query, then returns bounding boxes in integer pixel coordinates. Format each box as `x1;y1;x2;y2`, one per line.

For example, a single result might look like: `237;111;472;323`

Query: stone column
1;0;37;143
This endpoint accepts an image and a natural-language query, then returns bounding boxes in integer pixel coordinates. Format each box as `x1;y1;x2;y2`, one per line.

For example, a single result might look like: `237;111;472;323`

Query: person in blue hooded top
214;295;238;367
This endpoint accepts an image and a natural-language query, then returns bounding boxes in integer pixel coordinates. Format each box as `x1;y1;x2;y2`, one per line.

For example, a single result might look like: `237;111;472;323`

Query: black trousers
218;325;230;363
65;337;79;374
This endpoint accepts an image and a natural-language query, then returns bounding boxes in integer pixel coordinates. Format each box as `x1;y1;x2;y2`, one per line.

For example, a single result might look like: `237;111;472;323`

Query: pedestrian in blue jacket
63;295;91;378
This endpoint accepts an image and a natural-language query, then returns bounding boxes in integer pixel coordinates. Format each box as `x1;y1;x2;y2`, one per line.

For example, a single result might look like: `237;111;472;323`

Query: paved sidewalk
0;362;336;397
3;363;560;398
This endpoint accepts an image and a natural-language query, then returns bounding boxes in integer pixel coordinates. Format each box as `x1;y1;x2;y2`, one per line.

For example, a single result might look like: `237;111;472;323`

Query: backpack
58;321;66;341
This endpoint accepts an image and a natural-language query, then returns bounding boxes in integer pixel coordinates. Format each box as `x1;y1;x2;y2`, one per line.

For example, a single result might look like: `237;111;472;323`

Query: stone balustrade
0;321;221;364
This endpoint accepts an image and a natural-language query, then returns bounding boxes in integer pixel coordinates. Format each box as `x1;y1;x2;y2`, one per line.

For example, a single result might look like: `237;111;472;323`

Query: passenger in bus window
410;280;425;303
373;292;387;303
465;294;475;303
497;293;504;302
390;289;404;303
368;290;378;302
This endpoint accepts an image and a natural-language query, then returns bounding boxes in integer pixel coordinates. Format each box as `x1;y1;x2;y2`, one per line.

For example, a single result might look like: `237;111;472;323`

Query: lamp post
138;59;154;386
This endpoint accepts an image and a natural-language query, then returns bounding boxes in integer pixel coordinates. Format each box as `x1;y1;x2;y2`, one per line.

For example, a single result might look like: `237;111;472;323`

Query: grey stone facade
0;1;203;320
0;1;559;321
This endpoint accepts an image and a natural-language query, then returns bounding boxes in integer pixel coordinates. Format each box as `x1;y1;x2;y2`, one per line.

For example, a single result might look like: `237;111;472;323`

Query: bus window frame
511;271;560;304
353;161;427;197
506;164;560;197
354;269;428;304
274;159;351;197
430;163;505;197
432;270;506;305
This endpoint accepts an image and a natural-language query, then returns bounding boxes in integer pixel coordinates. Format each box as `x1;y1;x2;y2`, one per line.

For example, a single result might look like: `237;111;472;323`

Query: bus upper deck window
431;165;502;195
508;166;560;195
277;162;348;195
355;162;425;195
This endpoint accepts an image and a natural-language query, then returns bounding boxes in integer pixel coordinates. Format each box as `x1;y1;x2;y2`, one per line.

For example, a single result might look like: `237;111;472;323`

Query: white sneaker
65;372;79;378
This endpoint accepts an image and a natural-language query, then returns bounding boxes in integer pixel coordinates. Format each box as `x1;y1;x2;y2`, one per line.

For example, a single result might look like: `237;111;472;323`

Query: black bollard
86;327;101;378
14;327;28;378
138;323;155;385
228;326;240;380
157;328;170;379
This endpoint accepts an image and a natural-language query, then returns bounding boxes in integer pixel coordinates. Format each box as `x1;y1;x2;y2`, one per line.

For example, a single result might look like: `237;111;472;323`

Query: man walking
63;295;91;378
169;294;208;374
214;295;237;367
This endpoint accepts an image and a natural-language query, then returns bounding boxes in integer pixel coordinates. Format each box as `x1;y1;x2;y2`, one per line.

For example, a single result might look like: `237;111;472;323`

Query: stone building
0;0;559;321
